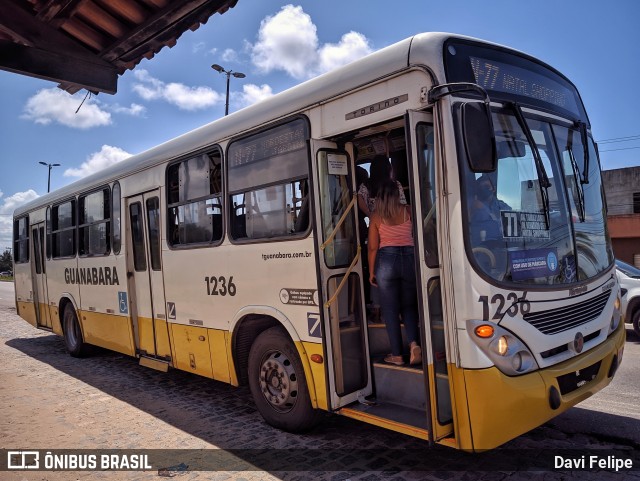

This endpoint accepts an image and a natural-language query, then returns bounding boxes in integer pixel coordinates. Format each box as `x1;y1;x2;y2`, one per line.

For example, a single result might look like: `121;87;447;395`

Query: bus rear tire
248;326;319;433
63;304;88;358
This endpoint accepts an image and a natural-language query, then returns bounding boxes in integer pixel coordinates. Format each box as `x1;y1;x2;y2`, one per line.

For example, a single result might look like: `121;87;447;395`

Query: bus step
139;356;169;372
372;360;426;412
339;401;428;440
367;324;407;357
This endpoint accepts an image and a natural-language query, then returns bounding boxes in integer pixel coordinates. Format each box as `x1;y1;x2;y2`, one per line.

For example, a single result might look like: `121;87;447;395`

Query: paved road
0;280;14;308
1;281;639;480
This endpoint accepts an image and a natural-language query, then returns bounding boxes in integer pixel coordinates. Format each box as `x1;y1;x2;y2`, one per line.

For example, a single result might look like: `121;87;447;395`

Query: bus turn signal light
310;354;323;364
475;325;494;338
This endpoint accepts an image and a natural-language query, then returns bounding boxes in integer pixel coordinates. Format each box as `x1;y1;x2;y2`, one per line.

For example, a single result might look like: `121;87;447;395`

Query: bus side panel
49;305;63;335
14;261;36;326
80;310;135;356
207;328;231;383
161;238;325;388
154;319;172;360
17;301;37;327
300;341;328;410
170;324;214;378
458;324;624;451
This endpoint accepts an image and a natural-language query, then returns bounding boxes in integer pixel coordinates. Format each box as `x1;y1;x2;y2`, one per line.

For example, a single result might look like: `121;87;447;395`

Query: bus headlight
497;336;508;356
467;319;539;376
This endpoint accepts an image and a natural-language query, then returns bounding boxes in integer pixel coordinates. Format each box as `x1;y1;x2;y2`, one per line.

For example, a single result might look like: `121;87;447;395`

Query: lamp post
39;161;61;193
211;64;246;116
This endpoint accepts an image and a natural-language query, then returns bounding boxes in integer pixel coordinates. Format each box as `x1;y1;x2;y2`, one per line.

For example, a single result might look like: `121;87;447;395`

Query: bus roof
14;32;524;217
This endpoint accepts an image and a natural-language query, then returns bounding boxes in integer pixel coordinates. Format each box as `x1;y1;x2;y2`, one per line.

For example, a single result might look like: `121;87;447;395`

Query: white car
616;259;640;337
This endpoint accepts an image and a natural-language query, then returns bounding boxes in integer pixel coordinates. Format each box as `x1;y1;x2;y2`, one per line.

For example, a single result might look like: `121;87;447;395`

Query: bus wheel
248;326;319;432
63;304;87;357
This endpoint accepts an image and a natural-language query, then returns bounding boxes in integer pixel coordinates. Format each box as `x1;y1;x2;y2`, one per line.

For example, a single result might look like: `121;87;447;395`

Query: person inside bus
470;173;511;245
357;155;406;217
294;179;310;232
368;179;421;366
357;155;406;322
356;166;373;308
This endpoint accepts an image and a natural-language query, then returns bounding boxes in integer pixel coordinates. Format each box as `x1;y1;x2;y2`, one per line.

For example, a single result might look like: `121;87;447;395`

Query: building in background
603;166;640;266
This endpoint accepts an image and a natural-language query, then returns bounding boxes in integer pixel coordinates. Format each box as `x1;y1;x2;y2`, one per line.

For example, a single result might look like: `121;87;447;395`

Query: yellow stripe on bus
79;310;135;356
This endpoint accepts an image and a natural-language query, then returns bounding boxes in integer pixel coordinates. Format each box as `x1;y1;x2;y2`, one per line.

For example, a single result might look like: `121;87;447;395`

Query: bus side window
167;149;223;247
227;118;310;241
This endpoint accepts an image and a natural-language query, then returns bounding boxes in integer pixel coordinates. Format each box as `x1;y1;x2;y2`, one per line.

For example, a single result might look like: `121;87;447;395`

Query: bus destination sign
469;56;579;114
229;121;306;169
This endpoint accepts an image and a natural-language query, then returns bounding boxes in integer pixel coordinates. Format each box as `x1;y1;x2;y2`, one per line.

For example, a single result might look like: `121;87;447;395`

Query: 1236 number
478;292;530;320
205;276;237;296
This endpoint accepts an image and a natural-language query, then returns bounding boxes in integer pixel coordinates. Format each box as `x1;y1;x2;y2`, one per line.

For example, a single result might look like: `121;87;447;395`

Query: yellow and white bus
13;32;624;451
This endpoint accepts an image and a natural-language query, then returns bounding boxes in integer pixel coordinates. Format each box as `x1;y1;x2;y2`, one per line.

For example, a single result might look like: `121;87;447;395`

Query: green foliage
0;249;13;273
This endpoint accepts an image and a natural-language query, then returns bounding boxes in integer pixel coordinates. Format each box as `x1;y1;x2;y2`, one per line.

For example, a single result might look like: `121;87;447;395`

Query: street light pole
39;161;61;193
211;64;246;116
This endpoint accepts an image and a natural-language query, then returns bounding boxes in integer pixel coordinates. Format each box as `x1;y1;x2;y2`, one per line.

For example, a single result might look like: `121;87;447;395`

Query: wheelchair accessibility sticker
118;292;128;314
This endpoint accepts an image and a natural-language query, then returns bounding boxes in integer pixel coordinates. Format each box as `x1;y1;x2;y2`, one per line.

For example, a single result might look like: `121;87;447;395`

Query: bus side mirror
459;102;497;173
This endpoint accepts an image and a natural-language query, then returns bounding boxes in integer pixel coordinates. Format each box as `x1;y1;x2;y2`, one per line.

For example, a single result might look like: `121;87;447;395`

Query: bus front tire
63;304;88;358
248;326;319;433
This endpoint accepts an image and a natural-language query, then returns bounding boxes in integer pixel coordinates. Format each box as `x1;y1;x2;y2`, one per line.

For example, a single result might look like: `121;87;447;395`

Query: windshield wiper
510;103;551;229
577;121;590;184
567;129;586;222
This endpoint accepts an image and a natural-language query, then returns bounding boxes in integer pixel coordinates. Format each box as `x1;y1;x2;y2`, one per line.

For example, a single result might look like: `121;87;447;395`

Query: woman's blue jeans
375;246;420;356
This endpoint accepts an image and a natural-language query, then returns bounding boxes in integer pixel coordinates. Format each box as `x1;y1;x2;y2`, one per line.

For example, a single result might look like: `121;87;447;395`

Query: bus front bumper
452;323;625;451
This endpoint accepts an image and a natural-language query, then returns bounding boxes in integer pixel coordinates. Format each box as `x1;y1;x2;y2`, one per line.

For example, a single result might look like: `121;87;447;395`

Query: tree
0;249;13;273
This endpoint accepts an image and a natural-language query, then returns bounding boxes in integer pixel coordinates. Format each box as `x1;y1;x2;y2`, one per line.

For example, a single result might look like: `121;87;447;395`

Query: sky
1;0;639;250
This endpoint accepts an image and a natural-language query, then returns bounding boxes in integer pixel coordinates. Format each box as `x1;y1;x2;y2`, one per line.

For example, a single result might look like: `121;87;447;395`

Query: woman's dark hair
376;179;401;221
364;155;392;198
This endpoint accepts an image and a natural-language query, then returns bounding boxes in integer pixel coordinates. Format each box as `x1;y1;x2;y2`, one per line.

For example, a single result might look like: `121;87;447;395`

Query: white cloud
249;5;373;80
64;145;131;178
22;88;112;129
0;190;40;250
318;32;373;73
221;48;239;63
193;41;206;53
236;84;274;108
132;69;222;111
106;103;146;116
251;5;318;79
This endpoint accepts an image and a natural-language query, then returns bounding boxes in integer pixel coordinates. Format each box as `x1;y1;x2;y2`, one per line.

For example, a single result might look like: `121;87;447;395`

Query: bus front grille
523;290;610;335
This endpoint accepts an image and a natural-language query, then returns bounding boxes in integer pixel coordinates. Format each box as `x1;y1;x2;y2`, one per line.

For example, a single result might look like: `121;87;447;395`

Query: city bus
13;32;624;451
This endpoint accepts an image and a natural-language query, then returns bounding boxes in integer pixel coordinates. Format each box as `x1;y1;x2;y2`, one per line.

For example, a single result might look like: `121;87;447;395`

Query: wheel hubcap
259;350;298;412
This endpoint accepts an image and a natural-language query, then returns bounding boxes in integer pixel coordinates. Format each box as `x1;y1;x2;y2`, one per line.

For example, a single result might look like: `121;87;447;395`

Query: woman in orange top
368;179;422;366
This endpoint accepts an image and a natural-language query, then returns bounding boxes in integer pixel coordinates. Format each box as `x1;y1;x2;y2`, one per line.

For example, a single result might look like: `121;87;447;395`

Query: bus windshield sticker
280;288;318;306
501;211;550;239
509;248;559;281
307;312;322;338
327;154;348;176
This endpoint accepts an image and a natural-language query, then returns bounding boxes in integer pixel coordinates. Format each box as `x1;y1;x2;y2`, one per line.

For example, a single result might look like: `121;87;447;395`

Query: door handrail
325;244;361;308
320;193;357;250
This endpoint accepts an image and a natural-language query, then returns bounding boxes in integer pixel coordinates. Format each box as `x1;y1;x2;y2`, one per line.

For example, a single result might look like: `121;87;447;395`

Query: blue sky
1;0;639;249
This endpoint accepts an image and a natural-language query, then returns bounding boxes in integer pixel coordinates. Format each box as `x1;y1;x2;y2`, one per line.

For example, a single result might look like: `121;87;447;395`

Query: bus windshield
463;109;613;285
